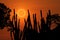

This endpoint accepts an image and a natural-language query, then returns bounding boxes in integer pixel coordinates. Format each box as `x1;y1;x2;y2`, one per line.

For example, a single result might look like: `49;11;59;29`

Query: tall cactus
33;14;38;31
8;9;21;40
27;10;32;29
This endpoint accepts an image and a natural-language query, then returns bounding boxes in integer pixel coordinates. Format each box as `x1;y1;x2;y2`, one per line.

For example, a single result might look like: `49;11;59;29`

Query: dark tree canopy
0;3;11;29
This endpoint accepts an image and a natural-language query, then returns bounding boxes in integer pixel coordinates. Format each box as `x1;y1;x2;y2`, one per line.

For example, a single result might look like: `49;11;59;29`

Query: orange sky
0;0;60;40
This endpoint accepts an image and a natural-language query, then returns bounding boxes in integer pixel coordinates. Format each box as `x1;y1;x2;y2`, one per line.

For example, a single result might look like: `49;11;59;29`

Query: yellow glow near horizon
17;9;27;18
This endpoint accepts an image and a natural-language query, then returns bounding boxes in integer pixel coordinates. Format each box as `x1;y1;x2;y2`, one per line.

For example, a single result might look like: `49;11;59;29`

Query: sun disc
17;9;26;18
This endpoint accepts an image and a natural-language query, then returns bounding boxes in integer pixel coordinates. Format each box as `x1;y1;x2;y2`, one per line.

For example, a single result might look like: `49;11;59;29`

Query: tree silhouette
49;14;60;32
0;3;11;29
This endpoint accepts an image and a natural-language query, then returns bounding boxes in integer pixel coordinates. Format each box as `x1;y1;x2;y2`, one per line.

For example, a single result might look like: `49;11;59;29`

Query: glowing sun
17;9;27;18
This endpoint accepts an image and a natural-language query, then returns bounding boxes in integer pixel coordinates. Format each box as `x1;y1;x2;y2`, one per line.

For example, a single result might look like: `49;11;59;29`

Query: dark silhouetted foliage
0;3;11;29
0;3;60;40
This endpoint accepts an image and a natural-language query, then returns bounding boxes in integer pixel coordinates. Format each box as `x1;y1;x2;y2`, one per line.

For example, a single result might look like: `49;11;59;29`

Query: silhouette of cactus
33;14;38;31
27;10;32;29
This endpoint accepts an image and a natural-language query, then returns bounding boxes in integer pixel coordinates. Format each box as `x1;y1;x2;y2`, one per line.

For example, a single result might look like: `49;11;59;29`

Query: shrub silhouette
0;3;11;29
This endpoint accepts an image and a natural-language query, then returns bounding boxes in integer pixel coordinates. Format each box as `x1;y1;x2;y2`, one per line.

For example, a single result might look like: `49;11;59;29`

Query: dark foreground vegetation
0;3;60;40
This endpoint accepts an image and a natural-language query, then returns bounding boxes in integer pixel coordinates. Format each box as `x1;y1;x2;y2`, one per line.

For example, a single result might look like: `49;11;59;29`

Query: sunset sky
0;0;60;40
